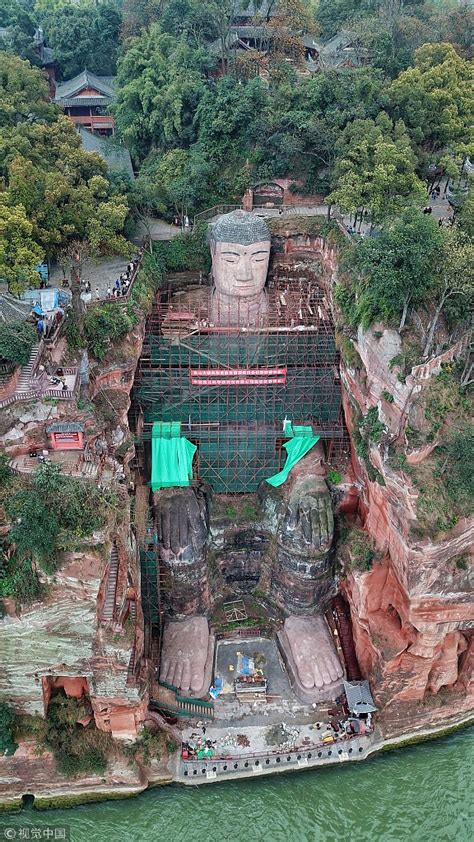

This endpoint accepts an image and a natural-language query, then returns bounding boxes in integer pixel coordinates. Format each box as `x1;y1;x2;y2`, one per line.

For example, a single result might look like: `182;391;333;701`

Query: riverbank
1;712;472;812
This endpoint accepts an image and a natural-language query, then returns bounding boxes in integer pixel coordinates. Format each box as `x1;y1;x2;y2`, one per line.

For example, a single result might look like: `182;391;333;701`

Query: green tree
328;113;425;226
340;208;444;329
0;320;37;366
6;463;109;573
83;303;134;360
121;0;165;39
37;0;122;79
0;55;131;270
422;227;474;358
389;43;474;155
160;0;218;45
114;24;210;160
0;701;17;755
260;67;388;192
0;196;43;294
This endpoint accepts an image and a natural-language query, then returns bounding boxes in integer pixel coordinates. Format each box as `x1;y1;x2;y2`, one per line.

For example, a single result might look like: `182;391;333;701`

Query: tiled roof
0;292;32;324
59;96;111;107
78;128;134;180
54;69;116;102
46;422;85;433
343;680;377;714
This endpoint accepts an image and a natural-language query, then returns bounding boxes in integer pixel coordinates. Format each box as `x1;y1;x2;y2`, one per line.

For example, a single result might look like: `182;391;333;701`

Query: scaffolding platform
131;269;346;493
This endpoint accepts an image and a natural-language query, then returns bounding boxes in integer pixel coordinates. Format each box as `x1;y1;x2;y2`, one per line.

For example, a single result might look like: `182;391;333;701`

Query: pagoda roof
54;70;116;103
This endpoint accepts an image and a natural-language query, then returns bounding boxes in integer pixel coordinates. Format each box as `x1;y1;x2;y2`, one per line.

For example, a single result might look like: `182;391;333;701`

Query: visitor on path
85;281;91;293
36;318;44;339
95;287;100;299
107;286;112;299
423;206;432;215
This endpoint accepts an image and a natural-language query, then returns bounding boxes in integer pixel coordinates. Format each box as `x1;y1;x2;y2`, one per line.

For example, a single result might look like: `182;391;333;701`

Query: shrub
0;701;17;755
152;225;211;274
327;469;343;484
340;528;376;572
0;453;12;487
83;303;133;361
6;463;110;577
0;553;46;603
44;694;111;778
124;728;163;765
382;390;394;403
439;425;474;515
424;366;470;441
0;320;36;366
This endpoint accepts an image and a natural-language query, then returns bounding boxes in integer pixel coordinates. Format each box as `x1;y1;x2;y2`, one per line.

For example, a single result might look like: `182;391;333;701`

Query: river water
4;729;473;842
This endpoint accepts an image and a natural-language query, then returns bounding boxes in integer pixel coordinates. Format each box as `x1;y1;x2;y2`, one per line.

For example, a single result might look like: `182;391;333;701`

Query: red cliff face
339;327;473;736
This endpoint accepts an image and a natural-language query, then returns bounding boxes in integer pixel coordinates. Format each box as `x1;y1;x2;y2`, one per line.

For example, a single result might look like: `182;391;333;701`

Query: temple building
53;69;116;136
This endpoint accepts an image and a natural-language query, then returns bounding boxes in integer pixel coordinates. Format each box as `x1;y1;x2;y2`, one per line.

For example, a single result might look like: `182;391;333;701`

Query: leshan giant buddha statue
153;210;343;703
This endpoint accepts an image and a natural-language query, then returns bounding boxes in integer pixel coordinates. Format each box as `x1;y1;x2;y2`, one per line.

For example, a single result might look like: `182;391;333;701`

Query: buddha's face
211;240;270;298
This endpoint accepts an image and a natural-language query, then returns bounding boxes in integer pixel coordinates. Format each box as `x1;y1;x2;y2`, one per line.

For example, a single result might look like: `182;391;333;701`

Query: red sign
190;367;287;387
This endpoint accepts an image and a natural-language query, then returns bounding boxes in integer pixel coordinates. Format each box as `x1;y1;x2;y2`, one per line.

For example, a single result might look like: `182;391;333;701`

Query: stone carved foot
160;616;214;698
278;615;344;703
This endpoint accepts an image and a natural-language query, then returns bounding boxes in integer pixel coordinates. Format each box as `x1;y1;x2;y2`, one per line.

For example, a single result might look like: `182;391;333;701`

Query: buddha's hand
282;476;334;553
154;487;209;559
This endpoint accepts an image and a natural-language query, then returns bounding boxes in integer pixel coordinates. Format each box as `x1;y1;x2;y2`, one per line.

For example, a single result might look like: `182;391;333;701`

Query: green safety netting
266;421;320;487
151;421;196;492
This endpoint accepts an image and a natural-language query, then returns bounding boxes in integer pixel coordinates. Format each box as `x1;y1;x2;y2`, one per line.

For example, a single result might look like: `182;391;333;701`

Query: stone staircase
16;343;40;393
100;543;119;624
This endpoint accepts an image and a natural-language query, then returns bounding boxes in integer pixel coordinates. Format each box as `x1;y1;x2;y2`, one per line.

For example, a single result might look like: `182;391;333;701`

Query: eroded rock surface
339;326;474;733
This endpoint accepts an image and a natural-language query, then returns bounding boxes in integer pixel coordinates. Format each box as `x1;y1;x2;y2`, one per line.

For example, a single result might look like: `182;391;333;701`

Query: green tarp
266;422;320;487
151;421;196;492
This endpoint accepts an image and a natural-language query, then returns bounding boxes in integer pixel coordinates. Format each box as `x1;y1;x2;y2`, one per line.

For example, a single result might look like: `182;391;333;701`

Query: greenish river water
3;729;473;842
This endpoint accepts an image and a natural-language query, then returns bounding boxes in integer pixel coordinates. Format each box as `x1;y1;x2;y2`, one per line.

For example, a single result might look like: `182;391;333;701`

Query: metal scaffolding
131;268;345;493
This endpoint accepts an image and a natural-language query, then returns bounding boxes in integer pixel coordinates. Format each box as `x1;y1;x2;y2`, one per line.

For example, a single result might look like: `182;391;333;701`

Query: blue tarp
21;288;59;312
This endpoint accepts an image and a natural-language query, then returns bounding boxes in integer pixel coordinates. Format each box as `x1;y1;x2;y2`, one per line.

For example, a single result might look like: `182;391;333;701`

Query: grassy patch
339;527;378;573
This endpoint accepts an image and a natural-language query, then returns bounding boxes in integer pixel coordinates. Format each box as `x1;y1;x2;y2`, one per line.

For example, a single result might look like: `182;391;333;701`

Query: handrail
193;204;242;227
157;678;214;710
182;731;368;763
177;693;214;710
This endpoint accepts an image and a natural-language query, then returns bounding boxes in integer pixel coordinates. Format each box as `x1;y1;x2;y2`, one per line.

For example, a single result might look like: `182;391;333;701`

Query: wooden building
53;69;116;136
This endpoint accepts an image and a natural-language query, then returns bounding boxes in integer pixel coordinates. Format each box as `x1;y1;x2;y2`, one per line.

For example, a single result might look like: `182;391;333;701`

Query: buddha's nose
235;257;253;281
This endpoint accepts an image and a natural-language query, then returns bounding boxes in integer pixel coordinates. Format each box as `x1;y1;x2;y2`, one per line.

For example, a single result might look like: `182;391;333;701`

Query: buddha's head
208;210;271;299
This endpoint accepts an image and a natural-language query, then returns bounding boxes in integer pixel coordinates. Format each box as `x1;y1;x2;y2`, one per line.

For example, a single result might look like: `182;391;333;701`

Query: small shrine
46;422;85;451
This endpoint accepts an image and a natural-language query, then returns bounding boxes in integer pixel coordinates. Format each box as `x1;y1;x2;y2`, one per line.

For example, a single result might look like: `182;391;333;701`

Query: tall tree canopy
328;112;425;223
37;0;122;79
114;23;210;160
0;53;130;291
389;43;474;155
338;208;444;329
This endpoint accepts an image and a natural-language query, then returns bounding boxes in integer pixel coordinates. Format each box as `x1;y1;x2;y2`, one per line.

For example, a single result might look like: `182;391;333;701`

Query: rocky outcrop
338;325;473;734
0;312;148;742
